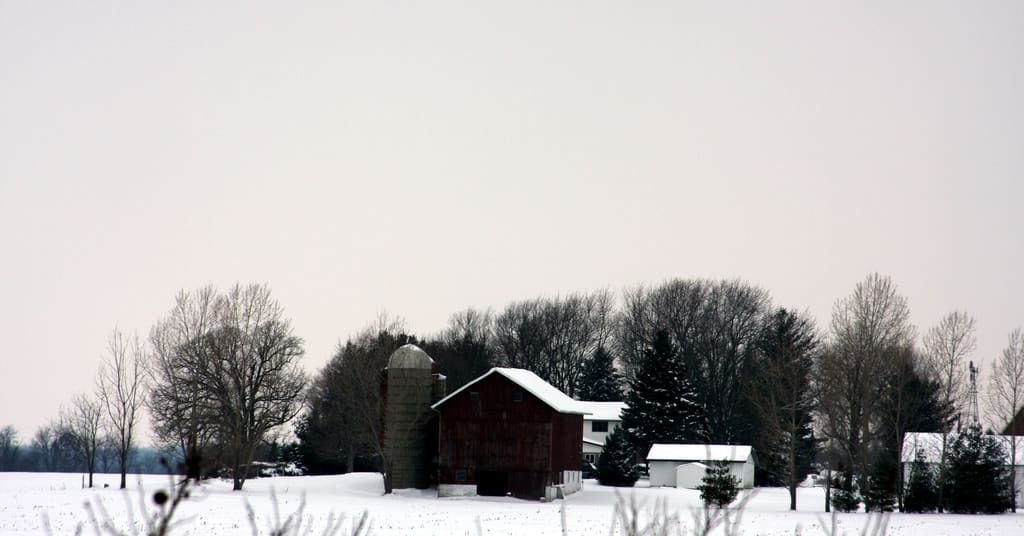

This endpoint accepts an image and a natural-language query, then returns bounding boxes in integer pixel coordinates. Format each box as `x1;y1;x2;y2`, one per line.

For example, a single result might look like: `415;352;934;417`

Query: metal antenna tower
967;360;980;427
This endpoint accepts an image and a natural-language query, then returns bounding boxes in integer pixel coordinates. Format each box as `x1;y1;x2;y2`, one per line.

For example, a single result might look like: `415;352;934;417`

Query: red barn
432;367;585;500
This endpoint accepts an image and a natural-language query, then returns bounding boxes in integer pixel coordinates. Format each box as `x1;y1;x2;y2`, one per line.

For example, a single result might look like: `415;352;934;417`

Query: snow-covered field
1;473;1022;535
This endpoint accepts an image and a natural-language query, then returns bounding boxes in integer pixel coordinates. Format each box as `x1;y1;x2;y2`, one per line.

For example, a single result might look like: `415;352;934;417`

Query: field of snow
1;473;1022;535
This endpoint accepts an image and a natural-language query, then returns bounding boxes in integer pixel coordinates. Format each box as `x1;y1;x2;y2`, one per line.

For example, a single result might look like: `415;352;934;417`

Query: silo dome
387;344;434;369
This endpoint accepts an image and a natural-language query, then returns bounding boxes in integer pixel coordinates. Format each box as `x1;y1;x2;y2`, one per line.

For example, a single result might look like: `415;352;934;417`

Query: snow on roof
646;444;753;463
431;367;588;415
577;401;627;421
583;437;604;447
902;432;1024;464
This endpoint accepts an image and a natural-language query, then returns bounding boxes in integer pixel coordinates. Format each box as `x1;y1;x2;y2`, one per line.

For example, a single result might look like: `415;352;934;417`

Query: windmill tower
966;360;980;427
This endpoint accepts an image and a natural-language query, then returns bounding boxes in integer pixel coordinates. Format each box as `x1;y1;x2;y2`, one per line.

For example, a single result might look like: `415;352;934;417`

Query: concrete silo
381;344;446;489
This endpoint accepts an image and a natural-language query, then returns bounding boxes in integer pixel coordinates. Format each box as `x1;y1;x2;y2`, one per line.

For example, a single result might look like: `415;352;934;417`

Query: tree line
300;274;1023;513
4;274;1022;509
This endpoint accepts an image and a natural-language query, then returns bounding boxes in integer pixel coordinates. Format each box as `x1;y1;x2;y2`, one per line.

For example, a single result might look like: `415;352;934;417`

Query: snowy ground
1;473;1022;535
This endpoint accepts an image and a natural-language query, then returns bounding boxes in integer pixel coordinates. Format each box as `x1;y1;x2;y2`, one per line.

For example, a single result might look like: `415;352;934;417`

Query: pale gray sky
2;2;1022;441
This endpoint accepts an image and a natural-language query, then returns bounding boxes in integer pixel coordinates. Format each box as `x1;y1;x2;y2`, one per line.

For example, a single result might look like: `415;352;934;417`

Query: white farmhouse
646;444;755;489
577;401;628;463
902;432;1024;506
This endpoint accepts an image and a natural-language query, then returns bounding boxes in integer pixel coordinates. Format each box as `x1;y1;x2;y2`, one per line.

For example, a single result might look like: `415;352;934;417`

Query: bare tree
617;279;770;442
62;392;104;487
204;283;307;491
988;328;1024;512
98;327;147;489
493;290;615;397
149;286;220;481
817;273;915;497
149;284;306;491
0;425;19;471
922;310;976;510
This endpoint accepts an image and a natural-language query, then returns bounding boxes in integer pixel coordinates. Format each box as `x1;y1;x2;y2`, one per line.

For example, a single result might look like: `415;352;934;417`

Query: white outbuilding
646;444;755;489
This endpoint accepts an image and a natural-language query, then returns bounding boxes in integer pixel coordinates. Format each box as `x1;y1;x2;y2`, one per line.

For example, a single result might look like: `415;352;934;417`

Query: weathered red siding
436;372;582;499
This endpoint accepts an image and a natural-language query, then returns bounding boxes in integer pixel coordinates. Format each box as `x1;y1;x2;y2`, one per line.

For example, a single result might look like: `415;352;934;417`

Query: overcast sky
2;2;1022;442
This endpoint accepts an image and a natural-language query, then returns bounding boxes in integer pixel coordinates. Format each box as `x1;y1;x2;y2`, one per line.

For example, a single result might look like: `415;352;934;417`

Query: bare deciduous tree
149;284;306;491
149;286;220;481
922;310;976;510
98;328;147;489
0;425;19;471
62;392;104;487
988;328;1024;512
206;283;306;491
617;278;770;442
817;273;915;498
494;290;614;397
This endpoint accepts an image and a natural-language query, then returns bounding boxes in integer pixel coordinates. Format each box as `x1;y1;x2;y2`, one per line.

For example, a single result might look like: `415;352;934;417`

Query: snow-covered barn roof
902;432;1024;464
431;367;589;415
646;444;753;463
577;401;627;421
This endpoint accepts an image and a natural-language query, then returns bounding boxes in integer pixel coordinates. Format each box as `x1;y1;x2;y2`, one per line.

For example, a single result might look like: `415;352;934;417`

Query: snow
647;444;753;463
432;368;587;415
2;472;1023;535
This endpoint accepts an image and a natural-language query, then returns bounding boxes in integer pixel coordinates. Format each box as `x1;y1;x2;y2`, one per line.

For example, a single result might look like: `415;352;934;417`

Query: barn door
477;470;509;496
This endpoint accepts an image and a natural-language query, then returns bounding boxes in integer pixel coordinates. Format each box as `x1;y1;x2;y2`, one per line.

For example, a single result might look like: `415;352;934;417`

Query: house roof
431;367;588;415
646;443;753;463
577;401;627;421
583;437;604;447
902;432;1024;464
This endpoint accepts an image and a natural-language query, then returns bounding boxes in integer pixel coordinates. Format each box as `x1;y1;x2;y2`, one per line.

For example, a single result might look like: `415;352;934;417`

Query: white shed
675;462;709;489
646;444;755;489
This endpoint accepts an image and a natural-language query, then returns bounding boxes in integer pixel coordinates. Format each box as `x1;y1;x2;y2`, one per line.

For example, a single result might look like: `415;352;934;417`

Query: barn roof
431;367;588;415
577;401;627;421
902;432;1024;464
646;443;753;463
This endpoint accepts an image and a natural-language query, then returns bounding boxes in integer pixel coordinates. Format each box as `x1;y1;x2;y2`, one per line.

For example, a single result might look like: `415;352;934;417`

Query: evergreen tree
697;460;740;508
621;330;708;455
830;471;861;513
944;424;1013;514
903;449;939;513
747;308;818;510
873;346;954;511
596;426;640;487
577;346;624;401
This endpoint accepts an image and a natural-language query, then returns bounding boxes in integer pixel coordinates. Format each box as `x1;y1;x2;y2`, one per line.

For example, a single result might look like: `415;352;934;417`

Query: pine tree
903;449;939;513
830;471;861;513
697;460;740;508
621;330;708;455
577;346;624;402
944;424;1013;514
596;426;640;487
747;308;818;510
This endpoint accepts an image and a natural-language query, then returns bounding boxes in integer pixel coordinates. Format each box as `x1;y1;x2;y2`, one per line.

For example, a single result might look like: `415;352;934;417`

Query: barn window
592;421;608;433
512;391;523;402
469;392;479;401
455;469;467;482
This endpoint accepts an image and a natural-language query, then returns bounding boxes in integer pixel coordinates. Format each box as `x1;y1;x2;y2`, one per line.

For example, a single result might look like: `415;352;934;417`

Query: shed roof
647;444;753;463
577;401;627;421
431;367;588;415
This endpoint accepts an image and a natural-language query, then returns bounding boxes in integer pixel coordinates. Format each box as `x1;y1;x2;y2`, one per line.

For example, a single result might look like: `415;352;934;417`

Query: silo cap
387;344;434;369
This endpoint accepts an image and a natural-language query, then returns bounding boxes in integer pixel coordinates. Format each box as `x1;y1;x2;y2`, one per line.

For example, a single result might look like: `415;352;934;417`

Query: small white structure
902;432;1024;506
578;401;628;463
646;444;755;489
675;462;709;489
